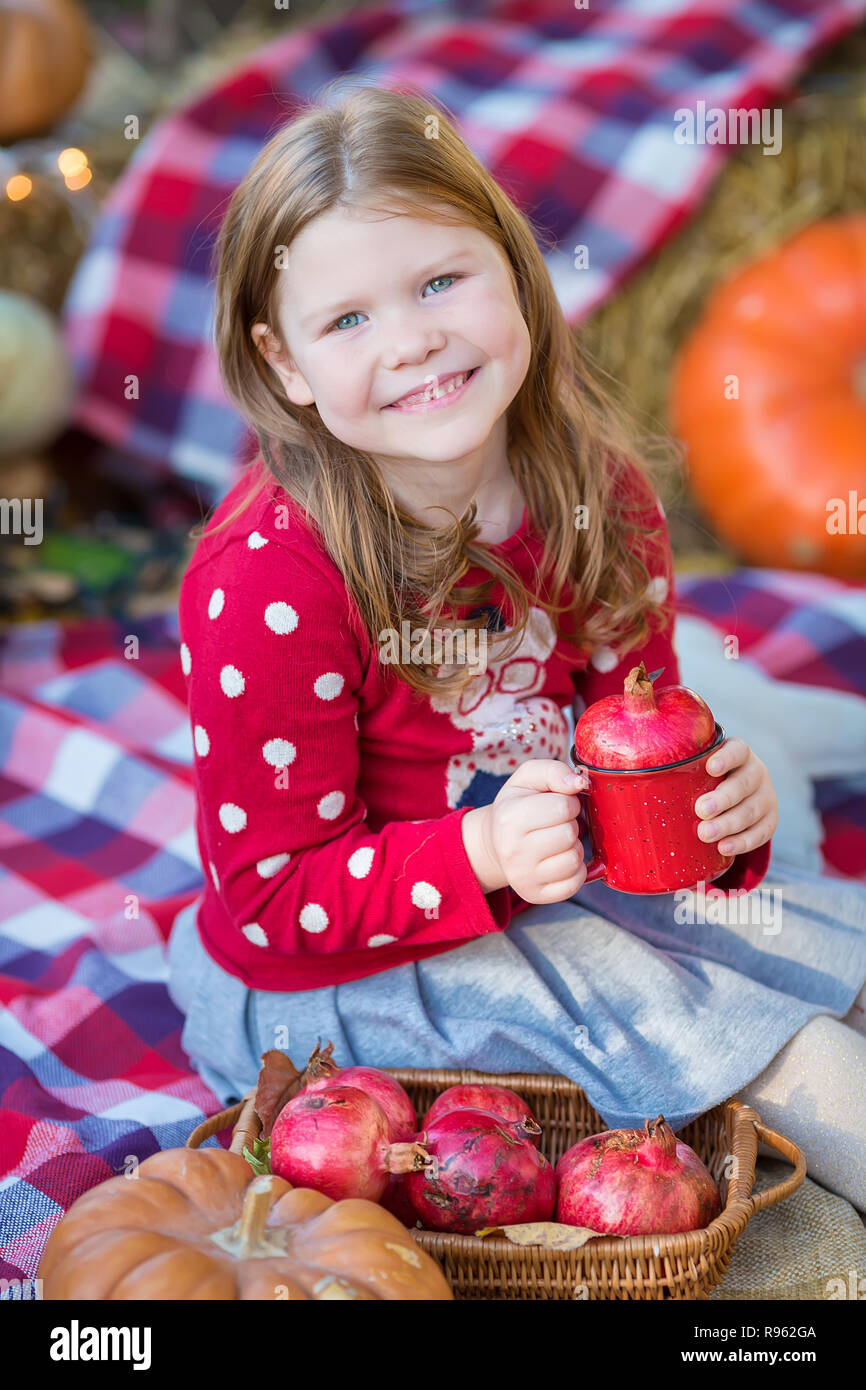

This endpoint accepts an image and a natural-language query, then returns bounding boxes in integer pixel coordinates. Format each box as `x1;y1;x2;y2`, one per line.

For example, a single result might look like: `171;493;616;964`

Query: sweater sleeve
180;535;512;963
571;461;772;895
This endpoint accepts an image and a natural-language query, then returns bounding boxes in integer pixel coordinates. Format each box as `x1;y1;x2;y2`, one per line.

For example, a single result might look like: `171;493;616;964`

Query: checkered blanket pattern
61;0;866;500
1;569;865;1286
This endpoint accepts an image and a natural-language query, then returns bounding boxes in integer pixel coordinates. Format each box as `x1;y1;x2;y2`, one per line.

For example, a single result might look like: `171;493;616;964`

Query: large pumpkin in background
0;0;93;144
670;215;866;579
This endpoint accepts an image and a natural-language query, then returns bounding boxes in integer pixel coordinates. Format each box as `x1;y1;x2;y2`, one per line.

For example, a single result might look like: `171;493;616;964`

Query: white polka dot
247;531;269;549
348;846;374;878
220;664;245;697
314;672;344;700
299;902;329;933
241;922;269;947
180;643;191;676
257;852;290;878
194;725;210;756
368;934;397;947
589;645;619;673
265;601;299;635
645;575;668;604
219;802;247;833
317;791;345;821
210;860;219;891
208;588;225;619
657;498;666;521
262;738;296;768
411;882;442;911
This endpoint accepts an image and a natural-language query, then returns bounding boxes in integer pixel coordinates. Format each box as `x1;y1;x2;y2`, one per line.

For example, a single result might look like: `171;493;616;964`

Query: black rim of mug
569;722;726;775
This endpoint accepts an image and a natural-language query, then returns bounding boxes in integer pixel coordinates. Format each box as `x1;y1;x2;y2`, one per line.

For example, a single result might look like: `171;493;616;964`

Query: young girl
167;82;866;1211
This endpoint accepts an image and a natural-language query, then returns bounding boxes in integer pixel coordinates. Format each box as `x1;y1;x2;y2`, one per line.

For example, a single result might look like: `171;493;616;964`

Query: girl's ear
251;322;315;406
251;321;288;368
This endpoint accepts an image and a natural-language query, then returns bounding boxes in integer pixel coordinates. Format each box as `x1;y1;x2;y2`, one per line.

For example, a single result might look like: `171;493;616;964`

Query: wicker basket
186;1067;805;1300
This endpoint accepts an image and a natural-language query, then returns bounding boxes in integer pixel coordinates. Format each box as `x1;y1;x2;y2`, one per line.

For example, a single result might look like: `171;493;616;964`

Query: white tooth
398;372;467;406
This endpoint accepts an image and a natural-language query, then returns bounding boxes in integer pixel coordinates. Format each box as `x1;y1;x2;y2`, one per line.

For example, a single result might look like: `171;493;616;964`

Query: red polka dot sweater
178;457;770;992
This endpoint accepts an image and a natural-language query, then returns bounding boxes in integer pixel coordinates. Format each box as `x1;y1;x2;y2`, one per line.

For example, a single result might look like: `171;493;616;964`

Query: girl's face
252;206;531;470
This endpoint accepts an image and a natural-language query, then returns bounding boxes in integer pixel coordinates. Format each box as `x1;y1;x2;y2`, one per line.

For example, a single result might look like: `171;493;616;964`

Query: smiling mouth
386;367;479;411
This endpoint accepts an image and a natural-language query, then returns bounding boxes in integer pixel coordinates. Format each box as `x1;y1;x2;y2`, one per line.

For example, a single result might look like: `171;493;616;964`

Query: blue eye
327;274;460;332
332;311;363;332
424;274;457;295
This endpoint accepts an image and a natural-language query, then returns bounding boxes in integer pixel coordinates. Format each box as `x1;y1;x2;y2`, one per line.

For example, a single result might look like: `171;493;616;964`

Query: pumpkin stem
210;1174;290;1260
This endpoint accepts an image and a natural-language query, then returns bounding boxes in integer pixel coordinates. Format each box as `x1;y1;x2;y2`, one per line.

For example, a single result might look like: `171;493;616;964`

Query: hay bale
580;25;866;565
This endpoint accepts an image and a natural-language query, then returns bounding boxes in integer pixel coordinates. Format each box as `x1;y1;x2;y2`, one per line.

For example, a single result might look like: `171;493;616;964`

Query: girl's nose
381;323;447;371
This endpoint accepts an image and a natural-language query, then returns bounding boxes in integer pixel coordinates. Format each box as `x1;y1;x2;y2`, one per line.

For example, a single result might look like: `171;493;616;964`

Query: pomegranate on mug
566;662;737;894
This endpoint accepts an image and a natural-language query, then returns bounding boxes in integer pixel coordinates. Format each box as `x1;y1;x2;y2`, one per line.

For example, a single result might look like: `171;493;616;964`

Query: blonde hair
197;79;683;697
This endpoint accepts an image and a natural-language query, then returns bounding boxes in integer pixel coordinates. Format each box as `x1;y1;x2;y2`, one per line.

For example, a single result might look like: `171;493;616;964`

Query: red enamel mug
569;721;735;894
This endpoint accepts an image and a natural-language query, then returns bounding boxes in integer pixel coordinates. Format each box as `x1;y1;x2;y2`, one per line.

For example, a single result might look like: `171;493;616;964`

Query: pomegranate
270;1085;431;1202
574;661;715;770
407;1108;556;1234
556;1114;721;1236
380;1174;421;1229
301;1052;417;1141
421;1084;542;1147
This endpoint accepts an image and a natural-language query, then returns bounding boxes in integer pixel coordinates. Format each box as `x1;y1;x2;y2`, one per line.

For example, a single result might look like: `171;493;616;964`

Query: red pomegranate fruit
407;1107;556;1234
302;1060;417;1141
555;1114;722;1236
380;1174;421;1229
270;1085;430;1202
421;1084;542;1148
574;662;715;770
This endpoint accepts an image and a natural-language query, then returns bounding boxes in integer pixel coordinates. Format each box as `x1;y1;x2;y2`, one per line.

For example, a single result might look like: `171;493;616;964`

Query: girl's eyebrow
299;249;477;330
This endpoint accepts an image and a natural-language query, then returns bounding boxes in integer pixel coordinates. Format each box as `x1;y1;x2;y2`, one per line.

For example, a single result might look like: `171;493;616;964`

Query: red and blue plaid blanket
61;0;866;501
2;570;865;1284
7;0;866;1298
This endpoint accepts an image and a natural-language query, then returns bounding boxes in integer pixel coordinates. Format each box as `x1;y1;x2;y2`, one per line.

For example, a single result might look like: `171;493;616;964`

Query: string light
5;174;32;201
0;137;97;233
56;148;88;178
64;166;93;191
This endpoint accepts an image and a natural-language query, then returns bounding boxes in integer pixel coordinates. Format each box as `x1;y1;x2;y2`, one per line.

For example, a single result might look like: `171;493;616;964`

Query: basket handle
745;1114;807;1215
186;1095;249;1149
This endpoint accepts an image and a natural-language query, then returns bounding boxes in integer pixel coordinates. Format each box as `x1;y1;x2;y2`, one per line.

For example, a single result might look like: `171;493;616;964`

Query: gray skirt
166;838;866;1132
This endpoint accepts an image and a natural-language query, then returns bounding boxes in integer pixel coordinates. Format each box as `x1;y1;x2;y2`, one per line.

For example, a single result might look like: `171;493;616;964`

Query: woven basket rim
185;1065;806;1259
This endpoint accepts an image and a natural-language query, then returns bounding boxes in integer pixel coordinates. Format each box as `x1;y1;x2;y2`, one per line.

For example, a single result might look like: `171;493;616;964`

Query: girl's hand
694;738;778;856
463;759;589;903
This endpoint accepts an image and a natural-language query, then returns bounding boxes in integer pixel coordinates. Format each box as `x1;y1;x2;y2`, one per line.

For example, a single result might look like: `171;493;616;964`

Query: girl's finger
696;762;763;819
697;791;769;844
715;813;777;857
704;737;749;777
535;846;585;886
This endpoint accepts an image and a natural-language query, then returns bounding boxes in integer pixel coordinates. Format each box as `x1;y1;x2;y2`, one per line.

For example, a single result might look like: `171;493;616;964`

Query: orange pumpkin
670;214;866;578
37;1147;453;1300
0;0;93;144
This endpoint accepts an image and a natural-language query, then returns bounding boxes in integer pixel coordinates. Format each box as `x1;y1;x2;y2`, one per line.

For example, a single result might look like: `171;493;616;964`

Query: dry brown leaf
253;1040;343;1139
474;1222;621;1250
254;1050;304;1140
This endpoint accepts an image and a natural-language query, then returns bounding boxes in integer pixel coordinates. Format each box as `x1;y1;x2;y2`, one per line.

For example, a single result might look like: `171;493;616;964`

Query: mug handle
584;852;607;884
571;763;606;884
